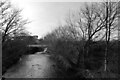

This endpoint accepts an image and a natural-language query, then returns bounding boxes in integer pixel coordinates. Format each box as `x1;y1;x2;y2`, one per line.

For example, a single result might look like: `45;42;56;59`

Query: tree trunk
2;33;7;43
104;1;109;72
76;44;85;69
104;46;108;71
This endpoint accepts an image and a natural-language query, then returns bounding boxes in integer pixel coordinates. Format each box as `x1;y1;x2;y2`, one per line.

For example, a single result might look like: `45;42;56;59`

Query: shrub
47;39;119;77
2;39;27;74
2;37;41;74
47;39;86;76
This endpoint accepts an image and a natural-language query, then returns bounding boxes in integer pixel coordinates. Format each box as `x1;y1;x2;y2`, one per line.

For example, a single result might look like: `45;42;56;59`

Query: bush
2;39;27;74
47;38;119;77
2;37;41;74
84;40;119;72
47;39;86;76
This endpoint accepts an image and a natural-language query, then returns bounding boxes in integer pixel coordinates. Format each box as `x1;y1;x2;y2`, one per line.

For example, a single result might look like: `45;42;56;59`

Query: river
3;52;61;78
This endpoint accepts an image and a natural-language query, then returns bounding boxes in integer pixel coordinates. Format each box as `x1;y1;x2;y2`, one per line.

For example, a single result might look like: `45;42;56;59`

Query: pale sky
10;0;111;38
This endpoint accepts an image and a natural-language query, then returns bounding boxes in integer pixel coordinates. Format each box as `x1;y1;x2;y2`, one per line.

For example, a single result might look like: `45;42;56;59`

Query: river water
3;52;60;78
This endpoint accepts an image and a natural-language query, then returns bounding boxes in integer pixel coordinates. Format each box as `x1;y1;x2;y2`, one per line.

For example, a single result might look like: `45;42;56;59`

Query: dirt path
3;52;58;78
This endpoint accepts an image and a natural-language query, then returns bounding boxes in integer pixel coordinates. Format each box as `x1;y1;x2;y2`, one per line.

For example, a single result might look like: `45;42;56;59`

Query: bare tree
65;1;119;69
44;25;81;42
65;3;108;67
100;1;119;72
44;2;119;71
0;1;29;43
88;1;120;72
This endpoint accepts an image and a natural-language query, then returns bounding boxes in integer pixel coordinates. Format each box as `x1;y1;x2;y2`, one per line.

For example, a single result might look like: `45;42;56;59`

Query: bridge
27;44;48;54
27;45;48;48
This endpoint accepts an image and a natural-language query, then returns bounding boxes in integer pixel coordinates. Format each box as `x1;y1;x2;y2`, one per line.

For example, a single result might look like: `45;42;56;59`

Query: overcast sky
10;0;107;38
